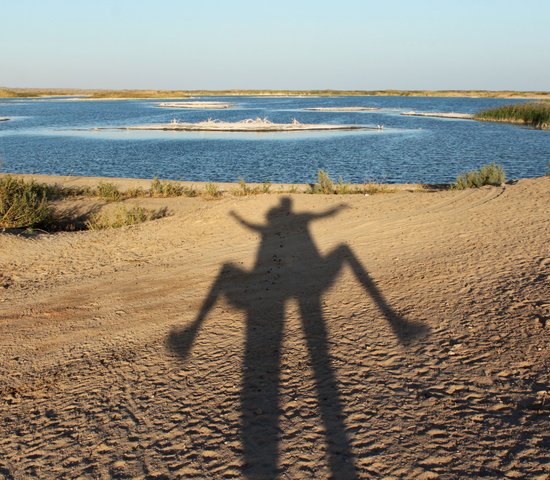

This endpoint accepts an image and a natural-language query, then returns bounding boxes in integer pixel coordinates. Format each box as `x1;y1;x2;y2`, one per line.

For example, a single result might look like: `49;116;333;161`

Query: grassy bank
474;102;550;129
0;172;406;231
1;87;549;99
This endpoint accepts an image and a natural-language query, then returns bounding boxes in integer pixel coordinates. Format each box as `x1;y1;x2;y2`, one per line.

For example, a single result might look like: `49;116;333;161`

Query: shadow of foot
394;320;432;346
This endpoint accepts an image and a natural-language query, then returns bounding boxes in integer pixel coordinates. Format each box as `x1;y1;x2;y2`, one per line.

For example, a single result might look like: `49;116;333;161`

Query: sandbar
401;111;474;119
304;106;381;112
158;101;233;109
119;118;368;132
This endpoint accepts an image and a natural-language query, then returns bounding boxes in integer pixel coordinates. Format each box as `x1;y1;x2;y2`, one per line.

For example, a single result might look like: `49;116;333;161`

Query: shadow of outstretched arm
307;203;349;221
230;210;265;233
337;246;431;345
167;268;226;360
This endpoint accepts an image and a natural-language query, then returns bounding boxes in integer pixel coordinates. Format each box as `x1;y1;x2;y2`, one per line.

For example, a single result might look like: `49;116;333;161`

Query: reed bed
474;103;550;129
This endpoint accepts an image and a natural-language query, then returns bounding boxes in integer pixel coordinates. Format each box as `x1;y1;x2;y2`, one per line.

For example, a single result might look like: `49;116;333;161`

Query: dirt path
1;178;548;479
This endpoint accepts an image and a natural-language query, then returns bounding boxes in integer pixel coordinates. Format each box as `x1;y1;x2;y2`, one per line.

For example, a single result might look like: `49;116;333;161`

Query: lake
0;96;548;184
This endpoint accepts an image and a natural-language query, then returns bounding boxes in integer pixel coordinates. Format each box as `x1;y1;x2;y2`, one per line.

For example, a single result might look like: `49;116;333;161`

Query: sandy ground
0;176;549;479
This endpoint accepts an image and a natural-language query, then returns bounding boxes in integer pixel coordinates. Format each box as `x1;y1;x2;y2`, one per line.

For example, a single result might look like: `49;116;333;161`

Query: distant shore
1;87;549;100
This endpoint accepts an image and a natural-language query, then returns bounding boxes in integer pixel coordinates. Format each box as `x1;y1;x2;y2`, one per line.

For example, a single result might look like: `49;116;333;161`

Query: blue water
0;96;548;184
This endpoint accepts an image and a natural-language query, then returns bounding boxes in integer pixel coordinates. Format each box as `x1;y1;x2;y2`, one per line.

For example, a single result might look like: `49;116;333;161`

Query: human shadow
168;197;430;479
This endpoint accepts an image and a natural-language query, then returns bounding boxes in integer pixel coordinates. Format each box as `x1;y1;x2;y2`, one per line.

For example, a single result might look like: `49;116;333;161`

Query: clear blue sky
1;0;549;90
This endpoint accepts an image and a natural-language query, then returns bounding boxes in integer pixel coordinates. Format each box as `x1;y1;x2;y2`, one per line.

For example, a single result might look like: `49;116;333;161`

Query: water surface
0;96;548;183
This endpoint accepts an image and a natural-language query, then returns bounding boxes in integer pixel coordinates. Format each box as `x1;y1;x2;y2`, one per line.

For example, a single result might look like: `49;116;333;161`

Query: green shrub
0;176;53;228
453;163;506;189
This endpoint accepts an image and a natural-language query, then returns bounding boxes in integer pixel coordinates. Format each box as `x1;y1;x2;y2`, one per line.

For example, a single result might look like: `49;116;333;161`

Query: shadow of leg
299;298;358;480
241;304;285;479
167;263;248;359
329;245;431;346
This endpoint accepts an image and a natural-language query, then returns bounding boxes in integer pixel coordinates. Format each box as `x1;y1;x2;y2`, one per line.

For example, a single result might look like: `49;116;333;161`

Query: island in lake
158;101;233;109
304;106;381;112
118;117;372;132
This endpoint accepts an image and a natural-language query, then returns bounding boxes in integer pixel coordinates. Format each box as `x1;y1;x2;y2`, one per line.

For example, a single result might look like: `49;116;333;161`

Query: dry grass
85;205;168;230
150;178;197;197
307;170;395;195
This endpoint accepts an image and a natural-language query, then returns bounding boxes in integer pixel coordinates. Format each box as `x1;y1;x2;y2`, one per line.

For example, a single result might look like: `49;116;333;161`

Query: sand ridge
0;177;549;478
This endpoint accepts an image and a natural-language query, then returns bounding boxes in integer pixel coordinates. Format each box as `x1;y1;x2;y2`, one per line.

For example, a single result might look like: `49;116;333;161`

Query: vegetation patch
0;175;171;232
474;103;550;129
85;205;168;230
228;179;271;196
150;178;197;197
307;170;395;195
205;182;222;198
452;163;506;189
0;176;52;229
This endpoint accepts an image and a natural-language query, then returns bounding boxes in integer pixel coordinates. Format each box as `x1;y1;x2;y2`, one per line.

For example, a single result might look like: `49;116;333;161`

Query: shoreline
2;88;550;100
0;172;441;193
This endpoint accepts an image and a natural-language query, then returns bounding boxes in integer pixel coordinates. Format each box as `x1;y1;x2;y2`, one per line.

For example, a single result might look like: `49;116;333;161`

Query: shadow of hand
167;324;199;359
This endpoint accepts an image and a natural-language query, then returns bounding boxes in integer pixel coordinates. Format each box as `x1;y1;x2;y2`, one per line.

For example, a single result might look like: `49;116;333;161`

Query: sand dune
0;176;548;478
